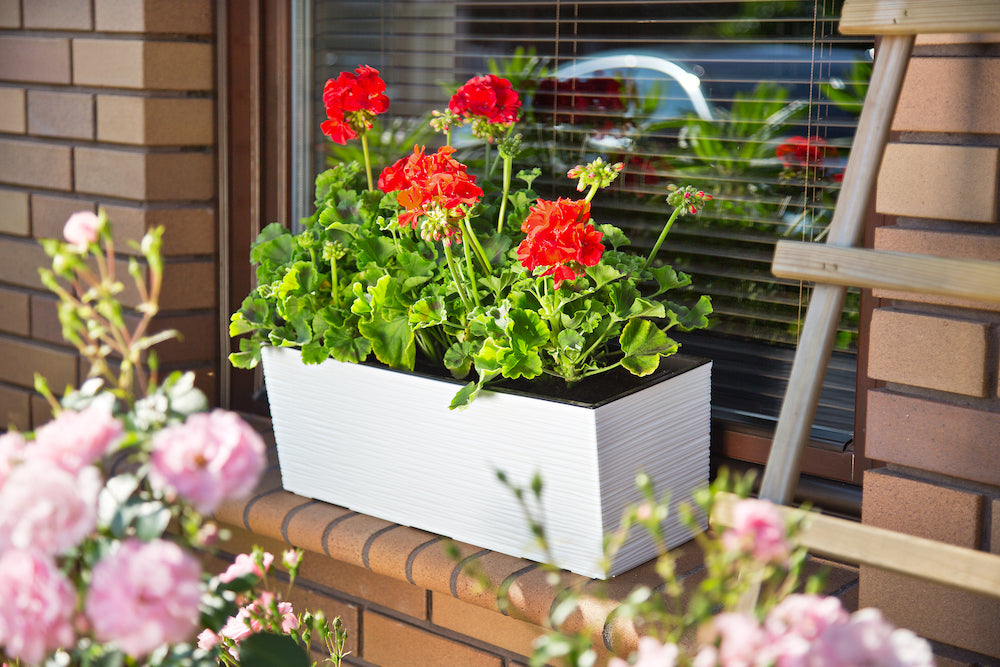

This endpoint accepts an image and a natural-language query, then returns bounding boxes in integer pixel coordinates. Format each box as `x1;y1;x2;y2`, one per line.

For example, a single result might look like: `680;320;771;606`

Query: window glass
303;0;872;443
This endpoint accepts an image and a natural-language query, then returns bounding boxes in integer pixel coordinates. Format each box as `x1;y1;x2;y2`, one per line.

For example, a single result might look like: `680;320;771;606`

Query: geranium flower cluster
516;198;605;288
320;64;390;145
377;144;485;243
448;73;521;140
775;135;839;169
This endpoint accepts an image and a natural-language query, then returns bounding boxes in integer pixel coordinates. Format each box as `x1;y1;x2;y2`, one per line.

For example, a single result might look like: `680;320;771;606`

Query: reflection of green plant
822;59;871;116
488;46;551;96
326;115;436;180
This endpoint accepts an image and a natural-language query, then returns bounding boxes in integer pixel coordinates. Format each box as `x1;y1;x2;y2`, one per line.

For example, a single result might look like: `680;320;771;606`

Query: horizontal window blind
304;0;872;444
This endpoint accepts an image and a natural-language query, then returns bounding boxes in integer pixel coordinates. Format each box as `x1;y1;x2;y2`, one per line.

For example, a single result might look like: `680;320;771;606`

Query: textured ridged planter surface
262;345;711;578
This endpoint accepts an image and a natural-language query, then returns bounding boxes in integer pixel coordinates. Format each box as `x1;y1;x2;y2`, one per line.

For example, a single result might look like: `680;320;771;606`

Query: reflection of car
531;44;870;136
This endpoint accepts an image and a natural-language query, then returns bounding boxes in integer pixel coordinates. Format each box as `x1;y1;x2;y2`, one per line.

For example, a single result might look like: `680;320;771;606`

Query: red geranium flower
449;74;521;125
320;65;390;145
378;145;484;241
516;198;604;288
775;135;837;168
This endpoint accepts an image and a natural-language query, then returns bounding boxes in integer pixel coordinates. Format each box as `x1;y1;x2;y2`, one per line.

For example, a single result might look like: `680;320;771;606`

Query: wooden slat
840;0;1000;35
758;34;914;506
772;241;1000;305
711;493;1000;599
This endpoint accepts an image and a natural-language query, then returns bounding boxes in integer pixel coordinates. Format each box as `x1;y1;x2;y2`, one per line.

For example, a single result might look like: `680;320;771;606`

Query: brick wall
0;0;218;429
861;32;1000;663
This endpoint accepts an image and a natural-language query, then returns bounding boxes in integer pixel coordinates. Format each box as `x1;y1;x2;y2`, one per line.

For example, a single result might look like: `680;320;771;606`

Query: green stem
330;256;341;308
584;182;600;203
462;217;491;274
643;206;682;270
461;239;481;308
496;153;513;233
361;132;374;191
443;243;471;311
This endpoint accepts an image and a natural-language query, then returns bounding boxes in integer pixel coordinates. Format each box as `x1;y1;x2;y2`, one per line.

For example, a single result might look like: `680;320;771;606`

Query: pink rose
148;410;267;514
706;612;765;667
219;551;274;583
0;431;25;488
815;608;934;667
217;592;299;658
0;461;100;555
85;538;203;658
197;628;220;650
610;636;679;667
720;498;790;564
762;594;848;667
0;549;76;665
28;404;124;473
63;210;102;247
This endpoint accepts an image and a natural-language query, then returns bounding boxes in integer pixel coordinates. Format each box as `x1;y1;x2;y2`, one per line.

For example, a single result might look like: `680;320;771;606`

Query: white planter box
262;345;711;579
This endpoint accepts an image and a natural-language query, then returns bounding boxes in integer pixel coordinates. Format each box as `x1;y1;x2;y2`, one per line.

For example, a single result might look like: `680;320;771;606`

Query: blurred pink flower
815;608;934;667
28;404;124;473
219;551;274;583
217;592;299;657
85;538;203;658
0;431;25;487
63;210;101;247
763;594;849;666
0;461;100;555
0;549;76;665
148;409;267;514
610;636;679;667
197;628;220;650
711;612;766;667
720;498;790;564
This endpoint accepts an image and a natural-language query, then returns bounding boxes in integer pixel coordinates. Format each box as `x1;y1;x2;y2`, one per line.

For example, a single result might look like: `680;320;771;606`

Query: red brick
0;286;29;336
30;394;55;429
363;612;502;667
74;147;215;202
873;227;1000;311
867;309;990;396
915;33;1000;45
432;592;544;659
0;382;29;431
0;236;50;290
100;204;216;256
0;1;20;28
876;143;1000;223
0;138;72;190
160;259;216;310
96;95;213;146
0;336;77;391
73;39;213;91
0;87;25;133
894;58;1000;135
298;556;428;620
31;194;95;242
0;188;29;236
27;90;94;140
867;389;1000;487
23;0;92;30
862;468;982;547
0;36;71;85
95;0;213;35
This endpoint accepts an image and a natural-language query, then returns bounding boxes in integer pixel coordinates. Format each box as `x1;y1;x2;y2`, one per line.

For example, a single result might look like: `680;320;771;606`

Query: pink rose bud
63;211;101;247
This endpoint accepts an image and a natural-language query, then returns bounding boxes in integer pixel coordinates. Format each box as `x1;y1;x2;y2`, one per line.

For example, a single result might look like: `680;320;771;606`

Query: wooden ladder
714;0;1000;599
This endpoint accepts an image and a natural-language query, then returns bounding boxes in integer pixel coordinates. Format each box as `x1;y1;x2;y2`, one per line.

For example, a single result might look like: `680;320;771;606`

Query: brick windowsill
202;420;859;661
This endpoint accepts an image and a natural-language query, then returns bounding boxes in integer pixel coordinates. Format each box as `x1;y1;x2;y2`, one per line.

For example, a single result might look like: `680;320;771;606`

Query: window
294;1;872;475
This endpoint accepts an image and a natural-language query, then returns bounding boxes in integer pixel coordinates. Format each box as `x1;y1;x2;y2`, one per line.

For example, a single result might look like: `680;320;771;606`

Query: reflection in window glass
304;1;872;442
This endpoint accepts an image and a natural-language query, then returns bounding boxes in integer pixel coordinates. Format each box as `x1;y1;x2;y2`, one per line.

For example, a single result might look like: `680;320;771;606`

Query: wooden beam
840;0;1000;35
772;241;1000;305
712;493;1000;599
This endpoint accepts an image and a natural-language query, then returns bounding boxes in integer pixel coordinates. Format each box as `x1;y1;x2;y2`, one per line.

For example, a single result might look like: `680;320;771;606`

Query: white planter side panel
262;346;710;578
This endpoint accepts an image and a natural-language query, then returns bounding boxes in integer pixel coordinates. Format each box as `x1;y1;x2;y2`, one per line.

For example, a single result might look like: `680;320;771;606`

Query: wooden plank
772;241;1000;304
711;493;1000;599
758;35;914;506
840;0;1000;35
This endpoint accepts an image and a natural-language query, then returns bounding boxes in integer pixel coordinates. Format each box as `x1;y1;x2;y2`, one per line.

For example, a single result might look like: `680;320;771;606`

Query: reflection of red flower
516;198;604;288
449;74;521;125
378;145;484;233
321;65;390;144
533;77;625;127
775;135;837;168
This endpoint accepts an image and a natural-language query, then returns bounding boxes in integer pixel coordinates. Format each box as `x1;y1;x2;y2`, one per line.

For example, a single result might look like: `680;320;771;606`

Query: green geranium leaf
608;281;641;320
409;296;447;328
506;308;549;353
449;381;480;410
649;265;691;296
499;347;543;379
557;328;585;352
628;297;666;319
598;224;630;250
250;223;294;266
444;341;475;378
355;235;398;267
300;339;331;364
228;337;262;369
666;295;714;331
324;323;371;363
619;319;678;376
585;263;623;289
359;309;415;370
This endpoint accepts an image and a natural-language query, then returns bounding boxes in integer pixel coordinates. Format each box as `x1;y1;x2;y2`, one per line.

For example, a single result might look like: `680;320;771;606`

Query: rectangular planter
262;345;711;579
